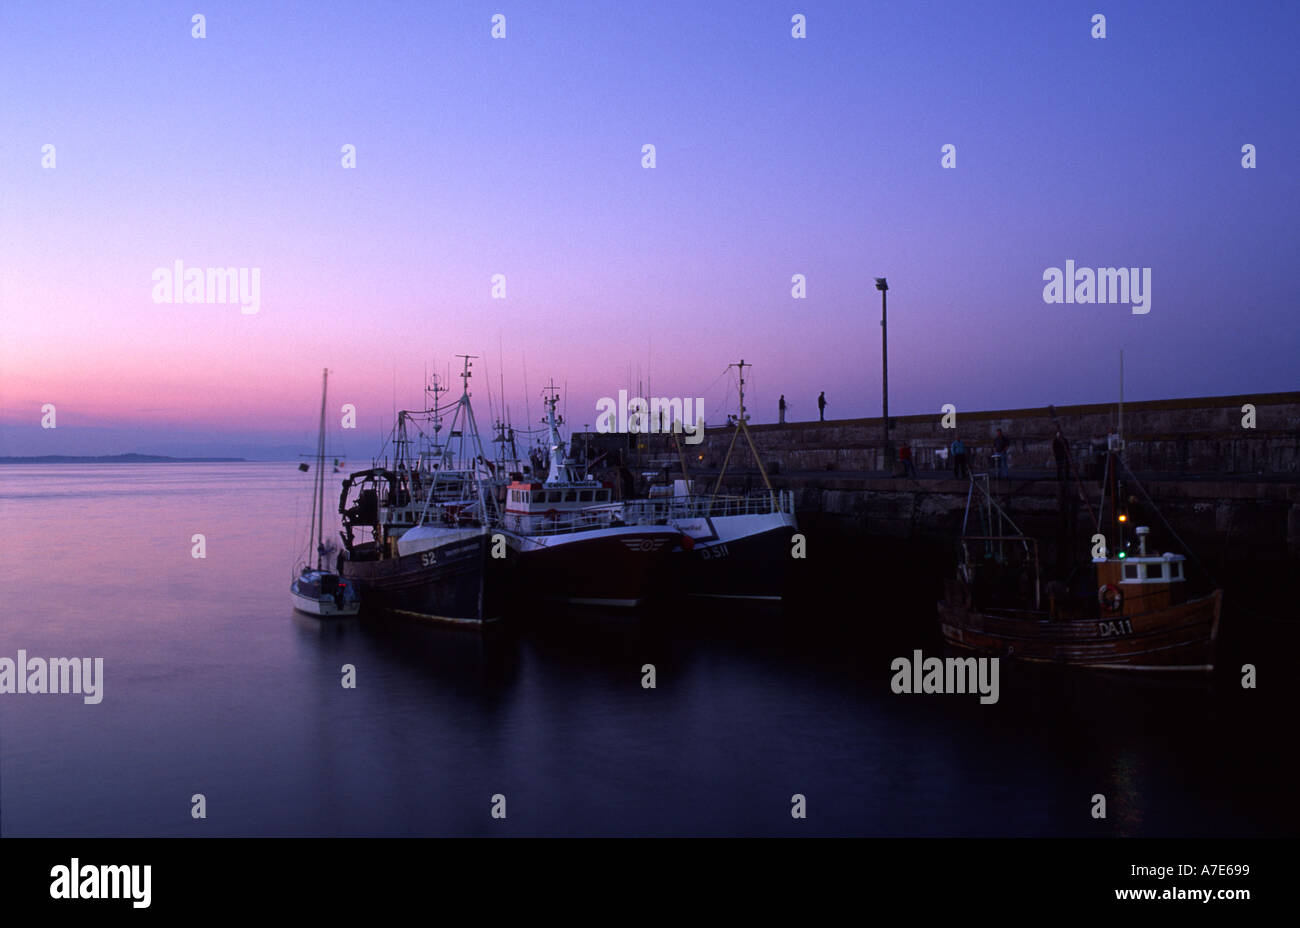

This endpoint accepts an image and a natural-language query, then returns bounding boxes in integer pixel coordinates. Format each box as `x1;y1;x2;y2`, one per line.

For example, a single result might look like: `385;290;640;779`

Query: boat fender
1098;584;1123;613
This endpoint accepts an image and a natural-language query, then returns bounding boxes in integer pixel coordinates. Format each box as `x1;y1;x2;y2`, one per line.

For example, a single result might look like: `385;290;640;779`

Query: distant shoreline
0;454;249;464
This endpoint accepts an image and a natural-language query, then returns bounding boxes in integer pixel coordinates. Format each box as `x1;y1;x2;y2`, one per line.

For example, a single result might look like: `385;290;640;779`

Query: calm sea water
0;463;1295;837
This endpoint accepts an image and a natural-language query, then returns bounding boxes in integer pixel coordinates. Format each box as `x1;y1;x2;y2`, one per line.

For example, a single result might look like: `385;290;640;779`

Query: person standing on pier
994;428;1011;477
1052;430;1070;482
818;391;827;421
899;440;916;477
951;436;968;479
779;394;787;424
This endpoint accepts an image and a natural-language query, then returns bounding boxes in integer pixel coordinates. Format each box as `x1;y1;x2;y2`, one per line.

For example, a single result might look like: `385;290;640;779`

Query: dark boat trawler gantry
630;359;798;600
337;356;510;626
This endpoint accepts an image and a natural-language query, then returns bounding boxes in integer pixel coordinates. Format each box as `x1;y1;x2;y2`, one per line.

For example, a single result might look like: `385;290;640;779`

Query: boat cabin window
548;491;561;503
596;490;609;502
1172;562;1183;579
579;489;593;502
1124;564;1139;580
564;491;577;503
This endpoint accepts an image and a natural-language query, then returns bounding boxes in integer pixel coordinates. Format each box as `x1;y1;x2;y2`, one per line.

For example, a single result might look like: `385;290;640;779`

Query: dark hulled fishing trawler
501;385;679;608
337;356;510;626
291;368;361;617
628;360;798;600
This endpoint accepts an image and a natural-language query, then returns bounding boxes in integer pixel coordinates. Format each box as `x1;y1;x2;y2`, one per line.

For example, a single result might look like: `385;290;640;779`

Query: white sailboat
291;368;361;617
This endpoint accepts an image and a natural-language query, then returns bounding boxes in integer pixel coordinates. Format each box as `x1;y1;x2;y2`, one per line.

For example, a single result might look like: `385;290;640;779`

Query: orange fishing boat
937;411;1222;672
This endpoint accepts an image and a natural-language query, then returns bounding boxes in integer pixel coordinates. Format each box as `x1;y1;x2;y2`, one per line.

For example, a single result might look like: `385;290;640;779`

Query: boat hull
505;525;679;607
341;529;506;625
290;572;361;617
671;510;798;600
290;588;361;617
937;587;1222;671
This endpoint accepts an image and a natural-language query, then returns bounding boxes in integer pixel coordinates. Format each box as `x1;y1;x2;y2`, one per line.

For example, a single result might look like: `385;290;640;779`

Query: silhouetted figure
899;440;916;478
951;436;968;479
1052;430;1070;482
1090;433;1107;483
778;394;787;424
817;392;827;421
993;428;1011;477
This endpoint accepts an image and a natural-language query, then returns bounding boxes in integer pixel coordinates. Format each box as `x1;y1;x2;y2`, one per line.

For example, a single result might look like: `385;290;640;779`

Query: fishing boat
500;384;680;608
936;410;1222;671
628;360;798;600
291;368;361;617
337;356;510;626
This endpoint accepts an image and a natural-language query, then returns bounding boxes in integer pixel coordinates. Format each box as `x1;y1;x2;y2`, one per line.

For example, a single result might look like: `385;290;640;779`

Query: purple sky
2;1;1297;458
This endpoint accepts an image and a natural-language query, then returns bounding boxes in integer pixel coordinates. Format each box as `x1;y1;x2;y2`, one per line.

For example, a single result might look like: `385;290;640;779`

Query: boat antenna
522;350;532;455
484;350;497;429
1118;349;1125;448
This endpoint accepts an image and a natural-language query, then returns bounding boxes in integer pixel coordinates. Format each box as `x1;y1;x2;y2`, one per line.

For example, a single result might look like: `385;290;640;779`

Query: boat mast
425;372;447;467
711;359;773;501
453;354;480;469
542;381;568;484
314;368;329;570
456;354;502;524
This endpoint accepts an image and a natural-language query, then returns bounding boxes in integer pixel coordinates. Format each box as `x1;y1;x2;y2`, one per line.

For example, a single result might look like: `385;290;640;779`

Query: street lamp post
876;277;891;468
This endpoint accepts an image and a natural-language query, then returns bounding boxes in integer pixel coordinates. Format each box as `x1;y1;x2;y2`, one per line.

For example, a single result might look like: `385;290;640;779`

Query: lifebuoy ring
1098;584;1123;613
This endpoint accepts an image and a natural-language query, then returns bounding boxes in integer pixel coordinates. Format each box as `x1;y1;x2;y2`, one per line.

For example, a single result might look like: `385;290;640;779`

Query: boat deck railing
503;506;629;537
623;489;796;522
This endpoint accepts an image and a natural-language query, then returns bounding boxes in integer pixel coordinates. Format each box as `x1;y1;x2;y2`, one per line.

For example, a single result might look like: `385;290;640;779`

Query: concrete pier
692;390;1300;477
585;391;1300;565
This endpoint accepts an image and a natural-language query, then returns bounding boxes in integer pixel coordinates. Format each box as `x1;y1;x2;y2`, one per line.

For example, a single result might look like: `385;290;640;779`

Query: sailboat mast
315;368;328;569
